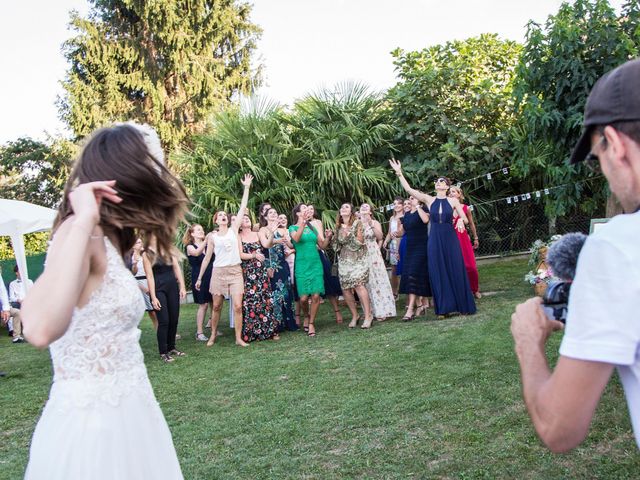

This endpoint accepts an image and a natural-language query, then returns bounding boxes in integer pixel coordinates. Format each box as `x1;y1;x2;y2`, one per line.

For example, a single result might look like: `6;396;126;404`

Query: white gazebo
0;199;57;294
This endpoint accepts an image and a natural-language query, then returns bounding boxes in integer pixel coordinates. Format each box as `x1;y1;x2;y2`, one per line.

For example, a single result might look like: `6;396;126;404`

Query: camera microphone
542;232;588;323
546;232;587;281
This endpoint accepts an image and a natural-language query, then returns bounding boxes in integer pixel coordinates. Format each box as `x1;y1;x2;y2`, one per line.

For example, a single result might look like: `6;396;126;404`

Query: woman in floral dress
262;208;297;331
360;203;396;321
328;203;373;329
239;215;280;342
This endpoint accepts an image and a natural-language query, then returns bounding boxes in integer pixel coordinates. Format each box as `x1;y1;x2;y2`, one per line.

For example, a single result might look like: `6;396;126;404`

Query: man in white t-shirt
511;58;640;452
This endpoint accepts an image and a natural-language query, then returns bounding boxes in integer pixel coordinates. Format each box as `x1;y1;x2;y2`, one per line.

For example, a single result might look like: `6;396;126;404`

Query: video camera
542;233;587;324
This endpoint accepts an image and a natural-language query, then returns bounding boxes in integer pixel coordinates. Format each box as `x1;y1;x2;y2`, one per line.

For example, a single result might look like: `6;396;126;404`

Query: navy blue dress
320;249;342;297
267;234;298;332
428;198;476;315
187;244;213;304
399;206;431;297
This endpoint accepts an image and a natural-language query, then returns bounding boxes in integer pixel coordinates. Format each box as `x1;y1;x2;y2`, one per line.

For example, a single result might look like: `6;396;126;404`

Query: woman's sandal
303;316;310;332
334;309;343;324
401;308;415;322
361;317;373;329
348;316;361;328
160;353;174;363
307;326;316;337
168;349;186;357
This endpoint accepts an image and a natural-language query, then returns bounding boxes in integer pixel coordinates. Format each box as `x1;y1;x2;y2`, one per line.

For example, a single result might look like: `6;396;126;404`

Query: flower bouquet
525;235;561;296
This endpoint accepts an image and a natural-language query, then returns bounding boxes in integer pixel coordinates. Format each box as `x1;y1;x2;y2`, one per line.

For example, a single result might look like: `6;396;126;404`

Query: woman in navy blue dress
398;196;431;321
390;159;476;317
183;224;213;341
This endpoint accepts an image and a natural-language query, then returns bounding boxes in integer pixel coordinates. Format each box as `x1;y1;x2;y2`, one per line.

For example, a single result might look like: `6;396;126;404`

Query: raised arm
194;235;215;291
313;220;330;249
416;206;430;224
449;197;468;232
389;158;433;205
231;174;254;233
186;238;207;257
21;180;122;348
258;226;275;249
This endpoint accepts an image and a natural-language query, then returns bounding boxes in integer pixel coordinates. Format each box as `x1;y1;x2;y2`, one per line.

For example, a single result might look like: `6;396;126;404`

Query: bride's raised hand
68;180;121;225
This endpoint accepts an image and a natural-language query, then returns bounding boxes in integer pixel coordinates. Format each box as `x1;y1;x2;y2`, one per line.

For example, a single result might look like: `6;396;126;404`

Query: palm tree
175;83;397;229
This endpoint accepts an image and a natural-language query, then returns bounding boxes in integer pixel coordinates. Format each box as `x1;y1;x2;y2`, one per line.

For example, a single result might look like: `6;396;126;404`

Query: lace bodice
48;237;151;409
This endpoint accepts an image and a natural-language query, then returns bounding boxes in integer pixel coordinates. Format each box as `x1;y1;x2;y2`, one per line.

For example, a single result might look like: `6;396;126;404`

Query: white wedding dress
25;238;183;480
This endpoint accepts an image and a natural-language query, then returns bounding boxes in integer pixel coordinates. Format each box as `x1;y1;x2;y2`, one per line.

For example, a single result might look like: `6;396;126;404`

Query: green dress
289;225;325;296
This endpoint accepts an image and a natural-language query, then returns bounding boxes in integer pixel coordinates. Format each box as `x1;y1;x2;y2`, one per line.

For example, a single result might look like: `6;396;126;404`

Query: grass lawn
1;258;638;479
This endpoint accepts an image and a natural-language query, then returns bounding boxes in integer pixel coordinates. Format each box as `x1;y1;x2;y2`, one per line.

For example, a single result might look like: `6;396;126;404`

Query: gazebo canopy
0;199;57;293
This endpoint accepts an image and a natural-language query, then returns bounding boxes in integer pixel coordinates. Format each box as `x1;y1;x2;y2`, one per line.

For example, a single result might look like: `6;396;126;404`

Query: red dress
452;204;479;293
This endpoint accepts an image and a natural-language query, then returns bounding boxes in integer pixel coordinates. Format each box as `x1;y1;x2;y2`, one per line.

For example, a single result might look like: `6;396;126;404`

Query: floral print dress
332;220;369;290
241;241;279;342
267;232;298;331
363;223;396;319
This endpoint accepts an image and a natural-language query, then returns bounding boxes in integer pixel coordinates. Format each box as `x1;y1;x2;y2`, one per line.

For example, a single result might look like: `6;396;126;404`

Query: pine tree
59;0;261;150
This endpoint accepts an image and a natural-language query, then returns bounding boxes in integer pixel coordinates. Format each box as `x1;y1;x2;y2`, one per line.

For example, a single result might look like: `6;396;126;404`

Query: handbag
331;256;339;277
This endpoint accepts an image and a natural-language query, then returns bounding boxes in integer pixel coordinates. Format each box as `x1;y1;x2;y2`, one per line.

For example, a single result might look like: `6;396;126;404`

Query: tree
387;34;522;193
176;83;397;229
59;0;262;151
511;0;640;219
0;137;75;208
177;97;305;229
287;82;397;224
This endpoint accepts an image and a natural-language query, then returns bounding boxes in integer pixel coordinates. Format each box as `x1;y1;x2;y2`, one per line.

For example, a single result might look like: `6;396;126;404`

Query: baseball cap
569;58;640;164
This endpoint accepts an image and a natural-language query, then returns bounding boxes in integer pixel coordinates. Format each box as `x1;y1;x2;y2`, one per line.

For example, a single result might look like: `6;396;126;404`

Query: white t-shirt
559;210;640;448
9;278;34;303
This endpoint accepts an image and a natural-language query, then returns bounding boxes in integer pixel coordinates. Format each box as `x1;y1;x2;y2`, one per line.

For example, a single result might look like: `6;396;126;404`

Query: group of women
156;159;482;348
178;192;398;343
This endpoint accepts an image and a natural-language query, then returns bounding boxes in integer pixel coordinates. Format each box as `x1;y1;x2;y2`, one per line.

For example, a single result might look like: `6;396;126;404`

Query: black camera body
541;232;587;325
542;281;571;324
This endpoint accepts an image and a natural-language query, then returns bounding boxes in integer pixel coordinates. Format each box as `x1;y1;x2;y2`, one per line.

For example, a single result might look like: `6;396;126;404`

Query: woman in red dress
448;186;481;299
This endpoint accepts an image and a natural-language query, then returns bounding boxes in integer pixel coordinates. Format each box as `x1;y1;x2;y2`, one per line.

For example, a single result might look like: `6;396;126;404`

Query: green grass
1;259;638;479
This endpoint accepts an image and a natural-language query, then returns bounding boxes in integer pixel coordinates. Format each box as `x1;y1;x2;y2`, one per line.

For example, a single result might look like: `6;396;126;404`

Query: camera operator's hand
511;297;564;350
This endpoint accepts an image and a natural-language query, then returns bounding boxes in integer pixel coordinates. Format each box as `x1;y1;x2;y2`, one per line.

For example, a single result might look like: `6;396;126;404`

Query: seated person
0;268;10;336
8;265;33;343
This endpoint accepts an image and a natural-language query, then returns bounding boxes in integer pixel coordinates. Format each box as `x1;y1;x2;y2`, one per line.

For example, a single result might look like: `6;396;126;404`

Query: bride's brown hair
53;124;189;261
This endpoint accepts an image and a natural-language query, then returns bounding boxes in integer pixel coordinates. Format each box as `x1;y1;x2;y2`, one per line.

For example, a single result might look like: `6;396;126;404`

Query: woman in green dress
289;203;329;337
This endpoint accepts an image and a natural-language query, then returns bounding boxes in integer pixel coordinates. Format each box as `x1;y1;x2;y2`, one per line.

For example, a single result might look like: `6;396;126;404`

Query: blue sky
0;0;625;143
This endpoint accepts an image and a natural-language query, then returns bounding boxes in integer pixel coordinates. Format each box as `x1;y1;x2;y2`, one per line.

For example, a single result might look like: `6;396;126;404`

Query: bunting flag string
468;175;603;210
378;175;603;213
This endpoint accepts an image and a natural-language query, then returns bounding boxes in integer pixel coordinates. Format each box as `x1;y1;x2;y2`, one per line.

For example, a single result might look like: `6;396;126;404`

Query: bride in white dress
21;123;187;479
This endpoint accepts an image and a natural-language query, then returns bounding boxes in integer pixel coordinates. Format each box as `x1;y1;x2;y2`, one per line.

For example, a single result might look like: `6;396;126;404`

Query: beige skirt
210;264;244;297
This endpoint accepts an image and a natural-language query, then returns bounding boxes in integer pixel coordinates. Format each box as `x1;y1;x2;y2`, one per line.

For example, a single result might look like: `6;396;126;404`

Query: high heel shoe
361;317;373;329
348;316;360;328
415;305;427;316
401;307;415;322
